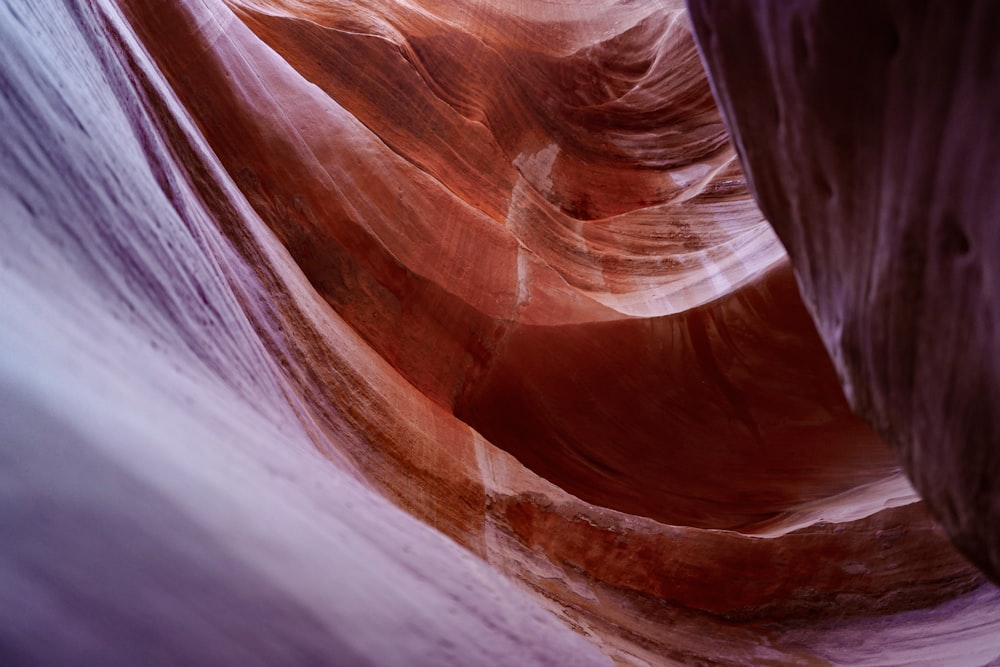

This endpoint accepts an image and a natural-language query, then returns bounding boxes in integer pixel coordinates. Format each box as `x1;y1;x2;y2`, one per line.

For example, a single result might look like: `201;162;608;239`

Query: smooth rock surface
1;0;998;665
688;0;1000;585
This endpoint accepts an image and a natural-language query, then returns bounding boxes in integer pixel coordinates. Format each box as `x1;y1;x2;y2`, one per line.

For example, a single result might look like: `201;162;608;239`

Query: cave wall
688;0;1000;585
1;0;998;665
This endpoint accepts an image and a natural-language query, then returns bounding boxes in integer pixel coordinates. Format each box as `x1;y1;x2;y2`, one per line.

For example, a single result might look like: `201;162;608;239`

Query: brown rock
2;0;998;664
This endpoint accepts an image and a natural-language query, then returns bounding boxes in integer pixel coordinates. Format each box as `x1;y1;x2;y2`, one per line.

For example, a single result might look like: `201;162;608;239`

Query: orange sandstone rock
1;0;998;664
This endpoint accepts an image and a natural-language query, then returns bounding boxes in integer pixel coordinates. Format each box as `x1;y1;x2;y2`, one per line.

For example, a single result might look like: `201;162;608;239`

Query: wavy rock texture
1;0;998;665
687;0;1000;588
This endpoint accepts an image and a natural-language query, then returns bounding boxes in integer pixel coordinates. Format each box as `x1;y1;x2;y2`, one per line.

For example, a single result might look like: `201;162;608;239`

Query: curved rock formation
687;0;1000;586
122;0;901;533
1;0;998;665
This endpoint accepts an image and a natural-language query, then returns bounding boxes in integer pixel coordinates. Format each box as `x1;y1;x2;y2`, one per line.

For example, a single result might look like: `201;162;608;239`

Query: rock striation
0;0;998;665
688;0;1000;587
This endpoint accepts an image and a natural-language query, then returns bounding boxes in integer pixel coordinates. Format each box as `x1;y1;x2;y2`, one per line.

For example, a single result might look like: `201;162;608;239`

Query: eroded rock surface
688;0;1000;586
1;0;998;665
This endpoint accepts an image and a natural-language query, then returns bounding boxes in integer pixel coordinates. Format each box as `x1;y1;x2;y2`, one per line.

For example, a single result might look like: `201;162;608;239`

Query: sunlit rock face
687;0;1000;588
1;0;998;665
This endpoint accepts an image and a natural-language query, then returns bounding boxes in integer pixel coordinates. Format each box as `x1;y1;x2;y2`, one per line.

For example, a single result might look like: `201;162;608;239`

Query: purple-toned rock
688;0;1000;582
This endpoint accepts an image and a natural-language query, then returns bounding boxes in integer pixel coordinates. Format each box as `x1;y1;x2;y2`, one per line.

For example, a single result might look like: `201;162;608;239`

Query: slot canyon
1;0;998;665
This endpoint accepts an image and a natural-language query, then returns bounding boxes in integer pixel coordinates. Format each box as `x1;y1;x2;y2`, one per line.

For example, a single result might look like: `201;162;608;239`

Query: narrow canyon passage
1;1;998;665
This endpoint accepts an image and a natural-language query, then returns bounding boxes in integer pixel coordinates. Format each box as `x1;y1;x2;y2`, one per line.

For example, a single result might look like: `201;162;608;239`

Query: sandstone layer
688;0;1000;586
1;0;998;665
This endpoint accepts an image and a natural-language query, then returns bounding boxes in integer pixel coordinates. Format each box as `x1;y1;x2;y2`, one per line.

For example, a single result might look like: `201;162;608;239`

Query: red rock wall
1;0;999;664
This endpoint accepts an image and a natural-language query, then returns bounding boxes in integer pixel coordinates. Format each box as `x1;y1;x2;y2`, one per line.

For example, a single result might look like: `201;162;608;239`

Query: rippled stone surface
1;0;998;665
